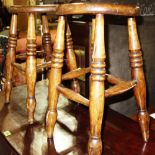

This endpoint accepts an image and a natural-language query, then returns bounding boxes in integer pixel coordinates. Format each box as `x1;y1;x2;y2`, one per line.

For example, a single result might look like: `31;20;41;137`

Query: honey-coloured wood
105;80;136;97
65;23;80;93
62;67;90;81
8;5;58;14
26;13;37;124
5;14;17;104
12;62;25;72
12;61;52;74
88;14;105;155
106;74;125;84
42;14;52;62
57;84;89;106
46;16;65;138
128;17;150;142
56;3;139;16
90;18;96;58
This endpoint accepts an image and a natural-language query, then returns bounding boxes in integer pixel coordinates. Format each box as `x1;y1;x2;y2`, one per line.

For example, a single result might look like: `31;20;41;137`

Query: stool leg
66;23;80;93
42;14;52;62
26;13;37;124
128;17;149;142
88;14;105;155
5;14;17;103
46;16;65;138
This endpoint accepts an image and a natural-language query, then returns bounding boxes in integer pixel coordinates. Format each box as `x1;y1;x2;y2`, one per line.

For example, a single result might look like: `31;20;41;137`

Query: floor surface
0;80;155;155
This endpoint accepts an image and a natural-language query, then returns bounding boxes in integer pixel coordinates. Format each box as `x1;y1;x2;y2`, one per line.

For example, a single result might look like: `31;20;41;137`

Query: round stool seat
56;2;140;16
9;5;58;13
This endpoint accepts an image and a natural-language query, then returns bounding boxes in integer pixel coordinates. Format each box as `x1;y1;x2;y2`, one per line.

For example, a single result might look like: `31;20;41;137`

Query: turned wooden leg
5;14;17;103
65;23;80;93
88;14;105;155
128;17;150;142
90;18;95;57
46;16;65;138
42;14;52;62
26;13;37;124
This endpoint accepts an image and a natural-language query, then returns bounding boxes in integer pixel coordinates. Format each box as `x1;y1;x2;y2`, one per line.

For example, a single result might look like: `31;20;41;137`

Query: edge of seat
56;3;140;16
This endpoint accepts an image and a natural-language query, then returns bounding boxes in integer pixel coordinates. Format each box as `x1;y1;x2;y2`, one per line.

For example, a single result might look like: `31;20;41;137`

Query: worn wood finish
106;74;125;84
42;14;52;62
12;62;25;72
90;18;95;60
36;61;51;71
5;14;17;104
12;61;52;73
46;16;65;138
26;13;37;124
128;17;150;142
105;80;136;97
88;14;105;155
57;84;89;106
65;23;80;93
62;67;91;81
56;3;139;16
8;5;58;13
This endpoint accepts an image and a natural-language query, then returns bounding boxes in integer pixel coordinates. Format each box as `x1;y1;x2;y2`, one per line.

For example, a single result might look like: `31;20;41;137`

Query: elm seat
4;5;80;125
56;2;139;16
8;5;58;13
46;3;150;155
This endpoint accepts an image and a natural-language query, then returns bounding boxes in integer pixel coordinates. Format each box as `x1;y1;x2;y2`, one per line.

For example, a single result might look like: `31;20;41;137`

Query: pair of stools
5;3;150;154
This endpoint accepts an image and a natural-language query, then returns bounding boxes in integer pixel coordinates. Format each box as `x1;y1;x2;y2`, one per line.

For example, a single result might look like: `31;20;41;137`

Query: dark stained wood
46;16;65;138
128;17;150;142
5;14;17;104
0;133;19;155
26;13;37;124
104;108;155;155
56;3;140;16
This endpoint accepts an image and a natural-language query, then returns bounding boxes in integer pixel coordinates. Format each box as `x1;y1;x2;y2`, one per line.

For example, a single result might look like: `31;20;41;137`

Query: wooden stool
46;3;150;154
5;5;80;123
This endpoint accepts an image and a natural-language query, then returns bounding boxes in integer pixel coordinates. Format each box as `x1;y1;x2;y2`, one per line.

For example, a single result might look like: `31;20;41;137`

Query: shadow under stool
4;5;80;124
46;3;150;155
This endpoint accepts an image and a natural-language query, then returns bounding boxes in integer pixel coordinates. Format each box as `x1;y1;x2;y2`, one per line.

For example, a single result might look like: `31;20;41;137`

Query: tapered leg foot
88;137;102;155
46;110;57;138
128;17;150;142
138;111;150;142
89;14;105;155
26;13;37;124
46;16;65;138
27;98;36;124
